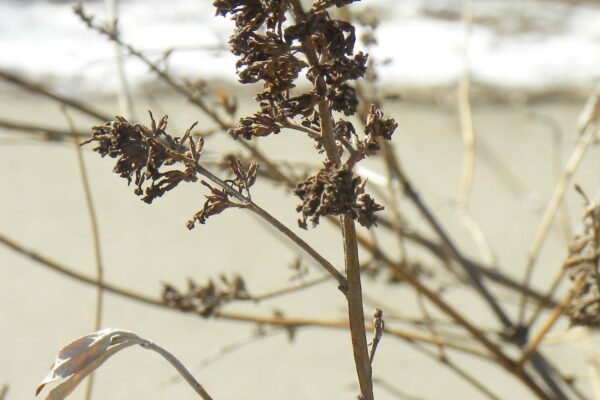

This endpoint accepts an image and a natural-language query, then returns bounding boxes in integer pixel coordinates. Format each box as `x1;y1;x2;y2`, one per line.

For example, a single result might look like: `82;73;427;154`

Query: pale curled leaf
36;328;142;398
42;341;137;400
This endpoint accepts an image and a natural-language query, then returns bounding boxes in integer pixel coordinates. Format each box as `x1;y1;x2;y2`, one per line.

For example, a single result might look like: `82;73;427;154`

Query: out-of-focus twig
372;377;426;400
457;0;496;267
519;88;600;326
105;0;136;120
0;232;489;359
63;108;105;400
519;292;573;367
0;384;7;400
0;69;110;121
0;119;87;141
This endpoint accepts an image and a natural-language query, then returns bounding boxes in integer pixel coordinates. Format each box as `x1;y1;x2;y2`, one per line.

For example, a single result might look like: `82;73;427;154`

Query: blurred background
2;1;600;399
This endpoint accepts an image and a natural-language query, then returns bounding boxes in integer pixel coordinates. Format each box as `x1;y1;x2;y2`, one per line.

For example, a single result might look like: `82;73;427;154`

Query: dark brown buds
162;274;251;317
82;113;201;204
294;162;383;229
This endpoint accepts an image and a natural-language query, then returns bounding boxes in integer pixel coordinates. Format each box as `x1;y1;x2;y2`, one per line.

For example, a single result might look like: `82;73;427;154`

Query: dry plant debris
294;161;383;229
36;329;213;400
82;113;201;204
565;188;600;326
83;112;258;229
162;274;251;317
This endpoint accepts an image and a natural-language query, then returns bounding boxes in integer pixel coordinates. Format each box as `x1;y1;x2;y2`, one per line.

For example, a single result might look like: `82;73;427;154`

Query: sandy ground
2;85;600;399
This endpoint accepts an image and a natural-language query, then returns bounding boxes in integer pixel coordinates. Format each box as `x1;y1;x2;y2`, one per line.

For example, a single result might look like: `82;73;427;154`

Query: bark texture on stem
343;216;374;399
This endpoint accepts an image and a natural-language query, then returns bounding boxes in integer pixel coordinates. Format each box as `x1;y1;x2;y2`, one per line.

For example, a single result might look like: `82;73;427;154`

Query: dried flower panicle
294;161;383;229
82;113;202;204
363;104;399;152
83;112;258;229
162;274;251;317
215;0;370;139
186;159;258;229
565;191;600;326
215;0;397;228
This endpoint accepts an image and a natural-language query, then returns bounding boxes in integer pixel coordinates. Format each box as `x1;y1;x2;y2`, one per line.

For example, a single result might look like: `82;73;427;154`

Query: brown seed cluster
186;159;258;229
162;274;251;317
82;113;201;204
215;0;370;140
294;162;383;229
84;112;256;228
215;0;397;229
565;195;600;326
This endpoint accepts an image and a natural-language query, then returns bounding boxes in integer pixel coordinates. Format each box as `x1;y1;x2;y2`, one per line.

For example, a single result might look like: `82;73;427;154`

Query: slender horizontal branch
0;232;486;359
0;69;111;121
0;119;88;141
214;310;488;359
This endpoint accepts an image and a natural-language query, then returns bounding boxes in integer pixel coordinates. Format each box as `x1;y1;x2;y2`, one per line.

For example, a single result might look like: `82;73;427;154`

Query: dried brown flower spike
294;162;383;229
83;112;258;229
565;188;600;326
82;112;201;204
162;274;251;317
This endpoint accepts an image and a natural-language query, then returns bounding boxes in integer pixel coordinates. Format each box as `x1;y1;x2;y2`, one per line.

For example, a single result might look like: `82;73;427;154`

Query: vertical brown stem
342;216;374;400
288;2;374;397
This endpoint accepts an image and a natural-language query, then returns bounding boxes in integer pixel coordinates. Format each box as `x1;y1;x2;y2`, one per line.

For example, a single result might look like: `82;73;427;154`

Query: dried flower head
565;189;600;326
186;159;257;229
162;274;251;317
216;0;374;148
364;104;398;147
294;162;383;229
82;113;202;204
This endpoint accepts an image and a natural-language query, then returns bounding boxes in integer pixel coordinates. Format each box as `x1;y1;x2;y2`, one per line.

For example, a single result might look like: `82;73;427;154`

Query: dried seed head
162;274;251;317
294;162;383;229
82;113;200;204
565;193;600;326
365;104;398;141
230;104;282;140
186;158;257;229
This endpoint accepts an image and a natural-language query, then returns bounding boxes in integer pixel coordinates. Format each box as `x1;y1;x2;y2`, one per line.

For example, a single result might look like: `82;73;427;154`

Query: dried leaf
36;329;141;399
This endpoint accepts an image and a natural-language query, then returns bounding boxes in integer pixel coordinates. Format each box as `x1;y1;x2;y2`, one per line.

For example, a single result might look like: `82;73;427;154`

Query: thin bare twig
0;69;110;121
372;378;426;400
191;162;347;289
457;0;496;267
519;120;598;326
396;341;502;400
0;232;492;359
105;0;136;120
355;236;552;399
519;292;573;366
73;5;228;129
0;119;88;141
141;340;214;400
251;274;331;302
63;109;105;400
214;311;488;358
